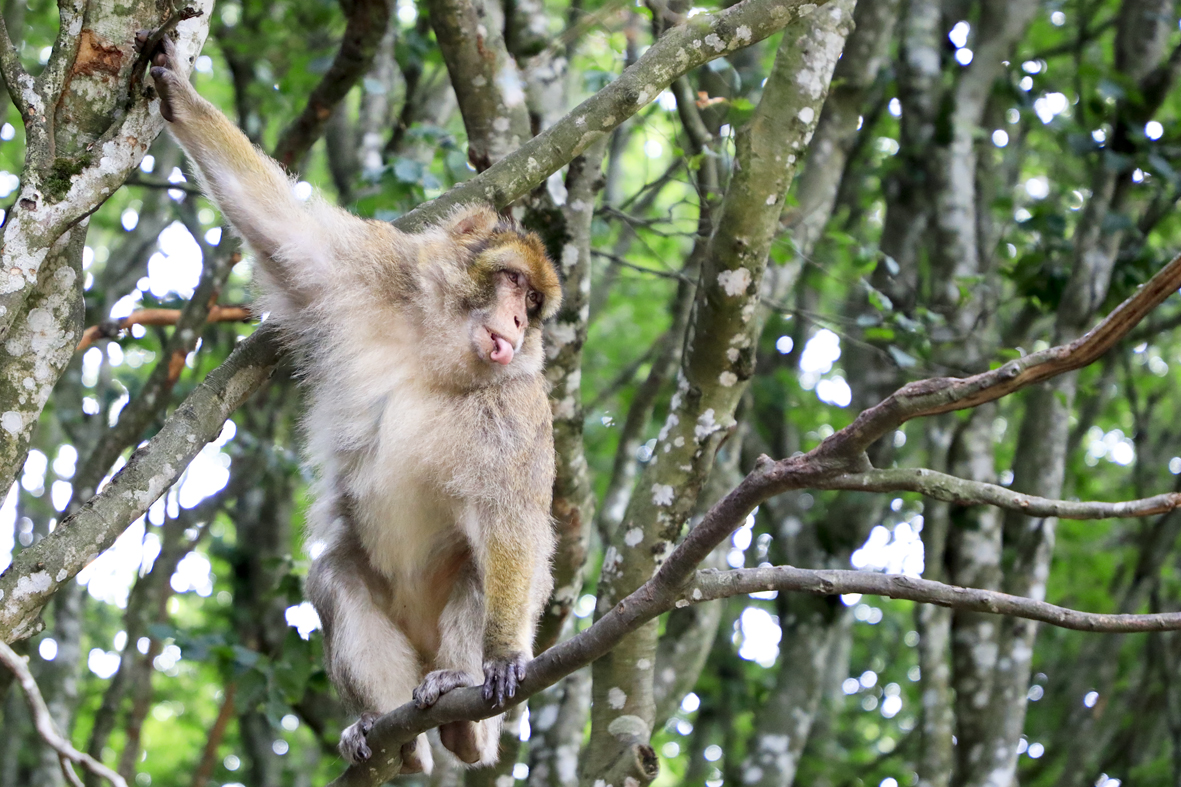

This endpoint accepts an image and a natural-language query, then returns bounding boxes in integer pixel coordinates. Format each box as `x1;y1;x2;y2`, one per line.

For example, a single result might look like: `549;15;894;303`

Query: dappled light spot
286;601;322;639
737;607;780;668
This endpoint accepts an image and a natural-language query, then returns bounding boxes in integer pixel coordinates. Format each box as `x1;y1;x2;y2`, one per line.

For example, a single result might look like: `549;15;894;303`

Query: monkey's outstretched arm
143;34;361;280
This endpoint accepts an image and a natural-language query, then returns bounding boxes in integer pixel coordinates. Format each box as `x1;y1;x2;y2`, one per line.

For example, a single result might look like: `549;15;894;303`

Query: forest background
3;1;1181;787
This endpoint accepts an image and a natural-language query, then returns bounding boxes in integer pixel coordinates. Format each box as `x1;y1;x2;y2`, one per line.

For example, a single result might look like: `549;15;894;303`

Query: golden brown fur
145;34;559;770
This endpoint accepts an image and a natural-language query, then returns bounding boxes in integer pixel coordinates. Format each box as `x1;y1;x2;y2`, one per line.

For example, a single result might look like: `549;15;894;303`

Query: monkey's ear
446;204;501;238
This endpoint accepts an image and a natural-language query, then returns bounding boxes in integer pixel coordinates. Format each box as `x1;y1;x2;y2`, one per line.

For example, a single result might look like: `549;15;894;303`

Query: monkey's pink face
472;269;544;367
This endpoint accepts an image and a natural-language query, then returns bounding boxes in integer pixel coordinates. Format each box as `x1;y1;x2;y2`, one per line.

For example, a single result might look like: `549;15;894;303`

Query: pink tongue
491;335;514;365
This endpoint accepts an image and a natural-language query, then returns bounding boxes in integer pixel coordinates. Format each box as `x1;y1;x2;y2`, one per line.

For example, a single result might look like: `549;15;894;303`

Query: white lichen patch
695;409;719;441
657;413;679;442
533;704;560;732
601;545;622;575
704;33;725;51
636;658;651;671
624;527;644;547
719;371;738;387
607;714;649;738
607;687;627;709
735;25;752;43
727;348;741;362
472;74;488;87
651;484;674;506
765;194;778;205
13;570;52;600
717;268;752;296
1;411;21;434
492;117;512;133
547;322;577;349
798;107;816;124
561;243;580;271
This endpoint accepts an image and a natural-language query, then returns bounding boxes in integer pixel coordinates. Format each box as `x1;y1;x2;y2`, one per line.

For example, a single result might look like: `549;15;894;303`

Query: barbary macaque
142;33;560;770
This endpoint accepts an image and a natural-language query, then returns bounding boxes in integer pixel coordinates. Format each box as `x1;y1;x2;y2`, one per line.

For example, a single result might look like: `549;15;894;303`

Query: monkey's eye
506;271;522;287
528;291;543;309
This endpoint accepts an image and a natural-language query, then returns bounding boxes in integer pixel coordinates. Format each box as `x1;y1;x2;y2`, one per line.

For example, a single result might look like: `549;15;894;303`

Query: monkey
142;33;561;771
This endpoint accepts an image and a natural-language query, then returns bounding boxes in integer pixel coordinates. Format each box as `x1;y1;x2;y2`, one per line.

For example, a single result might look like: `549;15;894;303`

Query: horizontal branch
815;251;1181;460
821;467;1181;519
690;566;1181;633
76;305;253;351
0;639;128;787
397;0;830;230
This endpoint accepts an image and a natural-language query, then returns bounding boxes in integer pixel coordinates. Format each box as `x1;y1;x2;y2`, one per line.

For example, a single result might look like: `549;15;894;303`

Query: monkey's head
434;205;562;382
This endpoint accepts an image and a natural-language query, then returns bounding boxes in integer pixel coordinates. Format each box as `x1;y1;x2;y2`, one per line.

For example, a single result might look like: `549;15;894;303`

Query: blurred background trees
4;0;1181;786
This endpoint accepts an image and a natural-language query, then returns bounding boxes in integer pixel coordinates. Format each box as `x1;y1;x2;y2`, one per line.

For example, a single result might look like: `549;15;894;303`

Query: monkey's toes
339;711;381;764
413;669;477;709
482;653;528;707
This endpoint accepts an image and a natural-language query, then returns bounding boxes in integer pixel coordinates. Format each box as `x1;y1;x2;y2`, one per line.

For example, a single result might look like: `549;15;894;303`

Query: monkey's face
469;267;542;367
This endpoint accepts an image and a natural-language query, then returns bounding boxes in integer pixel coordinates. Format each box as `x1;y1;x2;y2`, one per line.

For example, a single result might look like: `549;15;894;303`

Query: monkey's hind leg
417;570;503;766
308;552;433;773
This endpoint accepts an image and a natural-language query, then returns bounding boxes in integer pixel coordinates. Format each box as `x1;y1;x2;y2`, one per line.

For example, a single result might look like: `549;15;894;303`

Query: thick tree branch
0;639;129;787
272;0;393;168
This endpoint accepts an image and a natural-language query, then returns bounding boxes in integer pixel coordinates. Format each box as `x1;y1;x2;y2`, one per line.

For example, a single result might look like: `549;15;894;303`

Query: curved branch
821;467;1181;519
815;251;1181;460
0;639;129;787
690;566;1181;633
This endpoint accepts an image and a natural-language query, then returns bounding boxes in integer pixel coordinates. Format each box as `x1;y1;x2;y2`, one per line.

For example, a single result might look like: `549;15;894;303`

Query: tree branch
0;324;282;642
689;566;1181;633
0;5;29;116
272;0;393;169
76;304;252;351
0;639;129;787
820;467;1181;519
814;250;1181;461
396;0;833;230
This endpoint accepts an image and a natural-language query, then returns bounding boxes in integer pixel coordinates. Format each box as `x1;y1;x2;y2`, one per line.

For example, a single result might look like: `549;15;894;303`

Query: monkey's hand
413;669;478;709
482;652;528;708
135;30;191;123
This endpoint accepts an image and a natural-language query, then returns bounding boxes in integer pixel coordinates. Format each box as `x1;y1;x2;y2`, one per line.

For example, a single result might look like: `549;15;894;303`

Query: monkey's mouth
488;332;515;365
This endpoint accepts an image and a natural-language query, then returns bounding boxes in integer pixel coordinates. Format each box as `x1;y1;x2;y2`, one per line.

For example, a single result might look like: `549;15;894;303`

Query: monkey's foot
483;652;528;707
340;713;429;773
413;669;478;709
339;711;381;764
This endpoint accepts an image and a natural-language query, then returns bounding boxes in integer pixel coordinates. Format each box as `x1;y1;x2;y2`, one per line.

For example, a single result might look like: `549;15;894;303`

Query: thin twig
0;640;129;787
76;305;253;352
690;566;1181;633
821;467;1181;519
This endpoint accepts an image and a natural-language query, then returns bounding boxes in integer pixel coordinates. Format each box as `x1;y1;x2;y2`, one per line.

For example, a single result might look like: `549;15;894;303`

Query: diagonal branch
814;251;1181;461
0;6;31;116
0;639;129;787
272;0;392;169
819;467;1181;519
328;546;1181;786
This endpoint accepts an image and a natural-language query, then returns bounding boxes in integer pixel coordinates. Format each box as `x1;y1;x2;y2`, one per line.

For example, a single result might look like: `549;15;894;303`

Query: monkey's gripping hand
483;652;528;708
135;30;192;123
